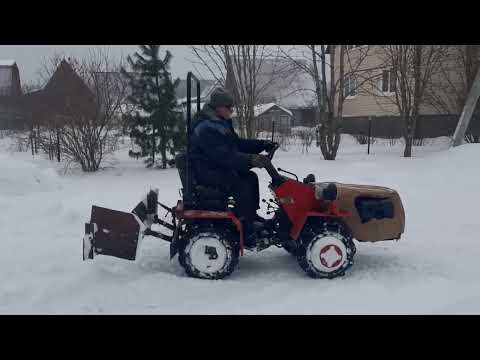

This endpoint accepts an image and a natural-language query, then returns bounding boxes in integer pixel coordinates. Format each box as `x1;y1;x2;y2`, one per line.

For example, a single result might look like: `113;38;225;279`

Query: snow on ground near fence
1;135;480;314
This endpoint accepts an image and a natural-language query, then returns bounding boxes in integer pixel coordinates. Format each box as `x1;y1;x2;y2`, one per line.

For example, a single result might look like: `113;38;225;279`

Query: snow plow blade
83;206;145;261
83;189;171;261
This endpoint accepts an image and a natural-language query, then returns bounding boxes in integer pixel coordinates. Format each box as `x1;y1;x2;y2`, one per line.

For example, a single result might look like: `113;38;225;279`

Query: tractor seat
175;153;229;210
195;185;226;200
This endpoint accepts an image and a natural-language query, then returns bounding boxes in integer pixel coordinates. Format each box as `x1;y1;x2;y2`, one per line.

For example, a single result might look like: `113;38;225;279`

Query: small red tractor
83;72;405;280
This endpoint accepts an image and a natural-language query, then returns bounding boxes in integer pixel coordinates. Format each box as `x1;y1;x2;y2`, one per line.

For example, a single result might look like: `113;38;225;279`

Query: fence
0;109;26;130
339;114;467;139
254;113;478;146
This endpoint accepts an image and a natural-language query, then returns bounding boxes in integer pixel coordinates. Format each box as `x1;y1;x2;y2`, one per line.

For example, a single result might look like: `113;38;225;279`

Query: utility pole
451;67;480;147
367;116;372;155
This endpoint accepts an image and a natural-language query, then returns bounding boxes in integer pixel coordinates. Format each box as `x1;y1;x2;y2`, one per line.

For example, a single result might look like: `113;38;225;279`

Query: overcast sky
0;45;196;85
0;45;329;90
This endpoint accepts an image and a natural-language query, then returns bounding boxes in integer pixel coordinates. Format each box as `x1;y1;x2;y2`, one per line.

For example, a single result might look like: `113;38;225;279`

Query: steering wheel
267;142;280;161
264;143;285;187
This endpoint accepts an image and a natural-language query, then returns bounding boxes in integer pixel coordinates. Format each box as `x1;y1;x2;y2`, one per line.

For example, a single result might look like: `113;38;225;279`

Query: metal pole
452;67;480;147
30;131;34;157
196;82;201;113
271;120;275;142
49;131;53;160
35;126;39;154
152;122;155;166
186;73;191;202
56;127;60;162
185;72;201;204
367;116;372;155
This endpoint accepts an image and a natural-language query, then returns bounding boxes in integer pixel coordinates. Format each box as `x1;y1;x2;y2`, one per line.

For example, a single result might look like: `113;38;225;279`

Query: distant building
225;57;319;128
0;60;23;129
0;59;96;130
332;45;469;118
249;103;293;133
22;59;96;127
0;60;21;97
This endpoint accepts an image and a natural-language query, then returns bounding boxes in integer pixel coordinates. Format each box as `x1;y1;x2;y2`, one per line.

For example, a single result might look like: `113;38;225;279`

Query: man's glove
263;140;279;152
250;154;271;169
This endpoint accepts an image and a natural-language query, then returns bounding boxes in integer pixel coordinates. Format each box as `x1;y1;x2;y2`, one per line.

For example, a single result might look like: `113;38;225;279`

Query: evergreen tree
121;45;185;168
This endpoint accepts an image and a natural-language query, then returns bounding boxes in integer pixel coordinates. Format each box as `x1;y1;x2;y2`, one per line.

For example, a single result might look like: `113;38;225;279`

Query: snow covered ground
1;134;479;314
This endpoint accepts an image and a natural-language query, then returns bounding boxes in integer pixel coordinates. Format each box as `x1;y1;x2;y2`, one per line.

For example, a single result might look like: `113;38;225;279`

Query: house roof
0;60;21;97
0;60;16;67
177;101;293;118
177;96;207;106
22;60;96;118
254;103;293;117
231;103;293;118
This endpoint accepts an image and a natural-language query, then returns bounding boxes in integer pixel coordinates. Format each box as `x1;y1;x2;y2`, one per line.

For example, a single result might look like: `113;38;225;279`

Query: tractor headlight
314;183;337;201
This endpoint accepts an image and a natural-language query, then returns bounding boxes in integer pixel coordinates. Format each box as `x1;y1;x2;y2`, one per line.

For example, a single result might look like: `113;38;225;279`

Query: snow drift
1;135;480;314
0;152;62;196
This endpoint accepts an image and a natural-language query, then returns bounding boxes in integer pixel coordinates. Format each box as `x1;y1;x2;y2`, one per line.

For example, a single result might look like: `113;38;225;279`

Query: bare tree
293;127;316;154
61;48;129;171
279;45;378;160
423;45;480;143
364;45;447;157
32;47;129;171
189;45;292;138
28;52;82;161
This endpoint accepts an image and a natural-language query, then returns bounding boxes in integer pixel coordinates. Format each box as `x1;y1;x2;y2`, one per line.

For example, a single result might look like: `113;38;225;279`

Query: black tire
297;221;356;279
179;224;240;280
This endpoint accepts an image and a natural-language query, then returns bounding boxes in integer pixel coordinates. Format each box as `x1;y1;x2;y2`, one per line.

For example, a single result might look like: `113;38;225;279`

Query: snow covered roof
231;103;293;118
177;96;207;106
0;60;16;67
254;103;293;117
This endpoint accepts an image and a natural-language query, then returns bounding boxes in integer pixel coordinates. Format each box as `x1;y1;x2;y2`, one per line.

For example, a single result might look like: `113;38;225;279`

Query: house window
381;69;396;94
344;76;357;98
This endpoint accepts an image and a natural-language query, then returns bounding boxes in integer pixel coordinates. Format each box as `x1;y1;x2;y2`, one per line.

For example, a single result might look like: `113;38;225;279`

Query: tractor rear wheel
179;224;240;280
297;221;356;279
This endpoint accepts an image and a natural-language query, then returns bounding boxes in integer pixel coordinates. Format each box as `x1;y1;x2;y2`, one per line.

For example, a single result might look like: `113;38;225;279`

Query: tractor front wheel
297;222;356;279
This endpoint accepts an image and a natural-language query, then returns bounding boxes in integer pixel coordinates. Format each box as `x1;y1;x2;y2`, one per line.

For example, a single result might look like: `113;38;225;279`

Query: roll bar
185;72;202;205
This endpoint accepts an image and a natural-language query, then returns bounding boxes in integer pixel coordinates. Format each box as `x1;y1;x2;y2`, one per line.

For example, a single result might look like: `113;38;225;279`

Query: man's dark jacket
190;104;266;190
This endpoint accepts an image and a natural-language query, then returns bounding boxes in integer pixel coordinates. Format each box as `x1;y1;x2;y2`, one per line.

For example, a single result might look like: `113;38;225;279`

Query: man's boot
240;216;256;247
253;213;267;223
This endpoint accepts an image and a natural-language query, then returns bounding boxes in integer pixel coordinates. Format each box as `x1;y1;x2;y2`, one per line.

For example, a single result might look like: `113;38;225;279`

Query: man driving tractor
190;87;278;245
